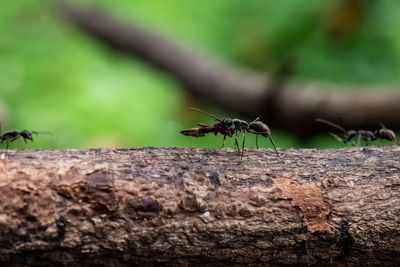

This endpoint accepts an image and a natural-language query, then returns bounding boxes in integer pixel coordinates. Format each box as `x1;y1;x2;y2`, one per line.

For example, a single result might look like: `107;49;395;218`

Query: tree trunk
0;147;399;266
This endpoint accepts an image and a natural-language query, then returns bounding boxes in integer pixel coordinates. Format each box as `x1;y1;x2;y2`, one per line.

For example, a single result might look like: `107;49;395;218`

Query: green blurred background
1;0;400;150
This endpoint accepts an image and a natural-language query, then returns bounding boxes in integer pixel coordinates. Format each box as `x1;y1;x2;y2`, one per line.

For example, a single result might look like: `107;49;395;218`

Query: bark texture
0;147;400;266
58;2;400;137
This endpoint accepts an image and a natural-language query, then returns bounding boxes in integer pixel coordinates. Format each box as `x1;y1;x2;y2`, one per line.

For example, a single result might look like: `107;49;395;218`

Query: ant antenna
189;107;222;121
32;130;53;136
315;118;346;133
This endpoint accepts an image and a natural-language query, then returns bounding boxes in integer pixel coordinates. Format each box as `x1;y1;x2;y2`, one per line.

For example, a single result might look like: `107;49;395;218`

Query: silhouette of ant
316;118;396;146
0;123;51;157
181;107;280;157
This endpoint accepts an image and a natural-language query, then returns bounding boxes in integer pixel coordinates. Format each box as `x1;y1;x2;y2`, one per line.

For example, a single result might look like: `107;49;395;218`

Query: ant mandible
180;108;235;147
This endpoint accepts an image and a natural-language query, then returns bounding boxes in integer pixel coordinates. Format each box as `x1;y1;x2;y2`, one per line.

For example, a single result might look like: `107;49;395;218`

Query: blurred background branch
2;0;400;149
58;2;400;139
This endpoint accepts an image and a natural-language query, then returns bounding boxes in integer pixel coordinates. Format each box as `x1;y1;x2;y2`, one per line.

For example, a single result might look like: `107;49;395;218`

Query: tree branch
57;2;400;137
1;147;400;265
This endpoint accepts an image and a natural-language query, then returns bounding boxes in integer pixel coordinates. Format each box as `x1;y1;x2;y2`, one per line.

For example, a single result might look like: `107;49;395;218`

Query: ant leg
241;131;246;157
25;138;31;150
269;135;281;158
221;135;227;148
235;131;242;154
5;142;8;158
256;135;259;149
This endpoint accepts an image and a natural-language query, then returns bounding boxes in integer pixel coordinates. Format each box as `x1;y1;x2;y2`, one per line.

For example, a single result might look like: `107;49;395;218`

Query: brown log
57;2;400;137
0;147;400;266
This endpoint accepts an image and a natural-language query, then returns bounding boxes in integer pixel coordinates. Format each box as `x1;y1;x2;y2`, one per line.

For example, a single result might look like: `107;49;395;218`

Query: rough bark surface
1;147;400;266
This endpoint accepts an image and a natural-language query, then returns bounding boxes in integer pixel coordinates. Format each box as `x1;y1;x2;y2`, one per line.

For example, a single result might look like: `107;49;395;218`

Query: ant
316;118;396;146
182;107;281;158
0;123;50;157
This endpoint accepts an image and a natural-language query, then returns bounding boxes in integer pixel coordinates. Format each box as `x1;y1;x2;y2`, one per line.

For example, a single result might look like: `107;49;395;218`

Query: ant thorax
232;119;249;130
361;131;377;141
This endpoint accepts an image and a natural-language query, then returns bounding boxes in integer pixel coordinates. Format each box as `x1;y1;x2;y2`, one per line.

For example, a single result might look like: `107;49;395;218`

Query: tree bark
57;2;400;137
0;147;400;266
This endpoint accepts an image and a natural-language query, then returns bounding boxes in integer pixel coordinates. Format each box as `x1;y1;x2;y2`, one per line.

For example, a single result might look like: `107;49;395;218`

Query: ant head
20;130;33;141
346;130;357;137
224;118;233;127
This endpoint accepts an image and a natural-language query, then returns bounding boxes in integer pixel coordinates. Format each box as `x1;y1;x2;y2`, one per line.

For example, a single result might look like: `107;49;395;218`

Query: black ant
0;123;50;157
316;118;396;146
185;107;281;158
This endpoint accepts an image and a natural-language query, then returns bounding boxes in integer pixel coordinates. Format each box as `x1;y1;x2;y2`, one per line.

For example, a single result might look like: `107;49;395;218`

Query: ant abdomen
376;127;396;142
249;122;270;137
